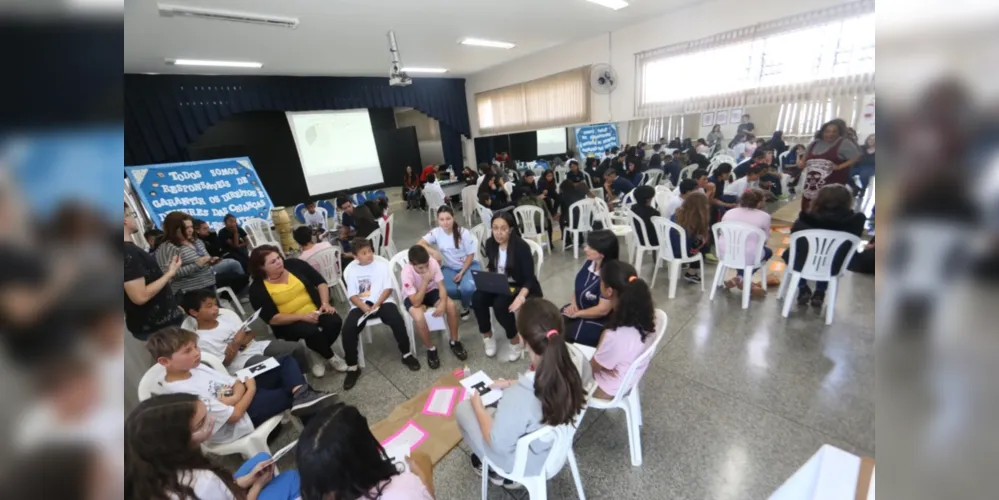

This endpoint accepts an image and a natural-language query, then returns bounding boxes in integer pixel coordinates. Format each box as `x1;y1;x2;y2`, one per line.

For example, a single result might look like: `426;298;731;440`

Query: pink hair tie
545;329;558;339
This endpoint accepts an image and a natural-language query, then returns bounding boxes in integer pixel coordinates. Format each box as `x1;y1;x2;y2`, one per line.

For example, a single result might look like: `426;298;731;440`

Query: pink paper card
421;387;459;417
380;420;428;453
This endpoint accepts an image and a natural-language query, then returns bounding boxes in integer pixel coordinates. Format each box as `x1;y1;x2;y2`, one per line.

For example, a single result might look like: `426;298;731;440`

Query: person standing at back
124;204;184;340
797;119;862;212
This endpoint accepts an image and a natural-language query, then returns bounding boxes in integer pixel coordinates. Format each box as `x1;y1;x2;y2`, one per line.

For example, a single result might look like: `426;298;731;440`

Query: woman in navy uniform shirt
561;230;619;346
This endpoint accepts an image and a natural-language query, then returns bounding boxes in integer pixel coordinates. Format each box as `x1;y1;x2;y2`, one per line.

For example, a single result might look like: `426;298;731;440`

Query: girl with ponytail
455;299;587;489
590;260;657;400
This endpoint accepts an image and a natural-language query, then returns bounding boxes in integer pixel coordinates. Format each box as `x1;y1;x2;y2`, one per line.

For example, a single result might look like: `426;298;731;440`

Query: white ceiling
125;0;696;77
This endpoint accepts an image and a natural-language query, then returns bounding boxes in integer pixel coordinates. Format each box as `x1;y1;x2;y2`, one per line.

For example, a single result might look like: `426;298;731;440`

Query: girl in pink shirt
719;188;772;294
297;403;436;500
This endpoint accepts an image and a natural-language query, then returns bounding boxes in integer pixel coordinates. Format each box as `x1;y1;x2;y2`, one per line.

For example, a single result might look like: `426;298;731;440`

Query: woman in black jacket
248;245;346;376
782;184;866;307
471;211;543;362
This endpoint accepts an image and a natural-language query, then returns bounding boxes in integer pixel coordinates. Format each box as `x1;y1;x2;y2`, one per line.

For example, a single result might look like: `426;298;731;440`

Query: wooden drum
271;206;297;253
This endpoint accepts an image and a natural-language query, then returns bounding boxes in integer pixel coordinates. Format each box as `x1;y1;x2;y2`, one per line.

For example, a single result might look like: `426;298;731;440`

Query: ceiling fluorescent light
169;59;263;68
460;38;516;49
585;0;629;10
158;3;299;29
402;67;448;73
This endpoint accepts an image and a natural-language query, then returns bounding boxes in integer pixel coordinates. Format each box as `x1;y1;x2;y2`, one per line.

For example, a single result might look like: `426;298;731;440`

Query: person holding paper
418;206;478;319
456;299;586;489
126;393;302;500
341;238;421;391
145;327;336;446
588;261;656;400
248;245;347;379
471;211;543;361
297;403;435;500
401;245;468;370
182;289;315;375
562;230;618;347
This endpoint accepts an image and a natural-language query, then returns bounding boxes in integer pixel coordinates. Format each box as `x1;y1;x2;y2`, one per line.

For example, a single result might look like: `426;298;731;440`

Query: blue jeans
736;247;774;276
852;165;875;192
236;452;301;500
213;258;244;275
442;261;480;309
245;355;304;426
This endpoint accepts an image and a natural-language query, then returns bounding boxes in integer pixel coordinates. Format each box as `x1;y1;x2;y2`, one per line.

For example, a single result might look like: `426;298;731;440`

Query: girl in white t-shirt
418;206;479;318
125;393;301;500
297;402;435;500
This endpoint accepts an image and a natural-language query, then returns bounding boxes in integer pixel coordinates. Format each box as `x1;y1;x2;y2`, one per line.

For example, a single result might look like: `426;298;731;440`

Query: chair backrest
652;190;672;217
620;189;637;211
642;169;663;186
599;309;668;408
786;229;862;281
509;419;582;480
554;166;569;186
503;181;515;197
628;210;654;248
380;213;397;256
525;239;544;276
388;249;410;276
471;223;489;262
367;228;384;257
591;198;615;228
679;165;698;181
711;221;767;268
461;185;479;225
778;150;791;168
304;246;344;285
477;205;494;226
244;218;276;248
567;198;595;232
514;205;545;238
424;188;446;209
582;170;594;189
709;155;736;172
651;216;691;260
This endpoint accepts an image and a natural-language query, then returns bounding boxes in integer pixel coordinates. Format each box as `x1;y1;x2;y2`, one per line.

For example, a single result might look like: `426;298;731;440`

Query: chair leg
759;266;768;291
667;261;680;299
244;433;271;460
481;461;490;500
741;272;752;309
698;256;705;292
635;251;644;277
781;274;801;318
568;449;587;500
777;269;790;298
825;278;838;325
631;387;643;427
650;258;660;288
709;264;725;301
527;478;548;500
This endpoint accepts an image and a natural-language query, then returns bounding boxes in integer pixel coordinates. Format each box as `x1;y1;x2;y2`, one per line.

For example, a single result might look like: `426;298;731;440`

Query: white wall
465;0;850;151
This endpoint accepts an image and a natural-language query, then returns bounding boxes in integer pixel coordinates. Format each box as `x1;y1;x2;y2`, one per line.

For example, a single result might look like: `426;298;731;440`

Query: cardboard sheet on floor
370;374;464;465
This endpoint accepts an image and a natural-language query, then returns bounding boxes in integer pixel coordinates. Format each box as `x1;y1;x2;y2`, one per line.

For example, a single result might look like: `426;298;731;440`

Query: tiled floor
246;203;874;500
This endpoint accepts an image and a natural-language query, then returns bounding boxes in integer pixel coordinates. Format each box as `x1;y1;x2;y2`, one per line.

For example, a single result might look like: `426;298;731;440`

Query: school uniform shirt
486;371;550;474
400;258;444;297
594;326;652;397
197;309;269;372
630;204;660;245
371;472;434;500
424;181;446;202
566;170;585;183
723;175;754;197
422;227;476;271
731;142;749;160
157;364;254;445
124;242;185;339
609;176;635;195
573;261;605;311
662;196;684;219
345;259;395;309
302;210;328;231
341;211;357;232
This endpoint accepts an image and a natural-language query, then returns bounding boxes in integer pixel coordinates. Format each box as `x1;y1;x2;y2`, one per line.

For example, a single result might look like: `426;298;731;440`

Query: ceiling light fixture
460;38;516;49
585;0;629;10
168;59;263;68
402;67;448;73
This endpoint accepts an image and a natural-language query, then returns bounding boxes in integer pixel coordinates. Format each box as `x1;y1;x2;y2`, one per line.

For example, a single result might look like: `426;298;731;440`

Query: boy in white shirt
146;327;335;445
424;173;447;205
401;245;468;370
181;289;315;375
301;201;329;235
341;238;421;390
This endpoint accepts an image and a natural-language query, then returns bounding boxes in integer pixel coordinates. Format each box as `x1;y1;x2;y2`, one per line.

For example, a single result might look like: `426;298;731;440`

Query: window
636;1;874;116
476;67;591;136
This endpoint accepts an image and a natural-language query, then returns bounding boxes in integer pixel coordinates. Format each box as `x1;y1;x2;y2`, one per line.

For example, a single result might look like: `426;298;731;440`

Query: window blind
476;66;591;136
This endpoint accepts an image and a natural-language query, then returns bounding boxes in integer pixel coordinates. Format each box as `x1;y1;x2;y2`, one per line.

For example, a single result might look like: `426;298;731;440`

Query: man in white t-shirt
423;174;447;206
301;201;328;234
664;179;701;218
181;289;321;375
340;238;421;391
146;327;336;445
724;165;764;197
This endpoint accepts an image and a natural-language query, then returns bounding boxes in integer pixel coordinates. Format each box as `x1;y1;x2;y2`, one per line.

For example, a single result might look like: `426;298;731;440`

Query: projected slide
286;110;384;195
536;127;568;156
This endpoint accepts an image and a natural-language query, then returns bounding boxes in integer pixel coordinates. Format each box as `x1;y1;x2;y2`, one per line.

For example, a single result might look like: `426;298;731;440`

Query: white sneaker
483;336;497;357
327;354;349;373
311;362;326;378
507;342;524;362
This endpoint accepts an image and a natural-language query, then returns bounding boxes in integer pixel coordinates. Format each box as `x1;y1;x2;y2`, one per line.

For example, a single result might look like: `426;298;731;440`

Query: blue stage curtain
124;74;470;169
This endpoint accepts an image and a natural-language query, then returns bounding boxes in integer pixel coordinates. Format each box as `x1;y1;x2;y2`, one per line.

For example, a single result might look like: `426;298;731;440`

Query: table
440;180;465;198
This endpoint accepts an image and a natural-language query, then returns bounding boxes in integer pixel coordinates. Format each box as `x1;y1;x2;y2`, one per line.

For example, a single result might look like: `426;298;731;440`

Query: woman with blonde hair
669;192;712;283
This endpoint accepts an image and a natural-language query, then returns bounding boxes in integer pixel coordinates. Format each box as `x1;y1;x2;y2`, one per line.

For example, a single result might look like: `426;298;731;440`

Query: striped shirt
155;239;216;294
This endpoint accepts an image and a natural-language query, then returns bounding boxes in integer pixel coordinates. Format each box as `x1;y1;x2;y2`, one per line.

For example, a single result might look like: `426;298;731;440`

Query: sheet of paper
425;309;447;331
380;420;428;455
357;307;380;326
234;356;280;382
460;370;503;406
421;387;458;417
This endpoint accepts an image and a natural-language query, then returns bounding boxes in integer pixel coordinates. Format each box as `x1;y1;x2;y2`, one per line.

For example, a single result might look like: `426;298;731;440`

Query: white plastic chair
617;189;637;215
470;223;489;265
708;155;736;175
563;199;595;259
423;189;446;225
554;166;570;189
627;211;658;276
641;169;663;187
777;230;862;325
503;181;515;198
461;185;479;226
345;255;417;367
709;221;769;309
304;246;348;302
366;228;384;258
388;251;452;345
525;238;544;277
777;150;791;169
378;214;398;258
137;353;284;460
480;417;587;500
587;309;667;466
650;217;705;299
477;205;494;227
678;165;698;181
652;188;673;218
244;218;283;256
582;171;595;189
514;205;550;255
215;286;246;317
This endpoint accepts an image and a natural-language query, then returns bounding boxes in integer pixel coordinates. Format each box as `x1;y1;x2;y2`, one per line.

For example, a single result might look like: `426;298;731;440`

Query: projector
389;71;411;87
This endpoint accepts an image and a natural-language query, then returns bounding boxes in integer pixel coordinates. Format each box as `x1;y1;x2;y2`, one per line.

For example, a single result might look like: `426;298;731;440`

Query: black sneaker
343;368;362;391
291;386;337;417
402;354;421;371
810;290;826;307
450;341;468;361
470;454;505;486
683;273;701;284
796;287;812;306
427;348;441;369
